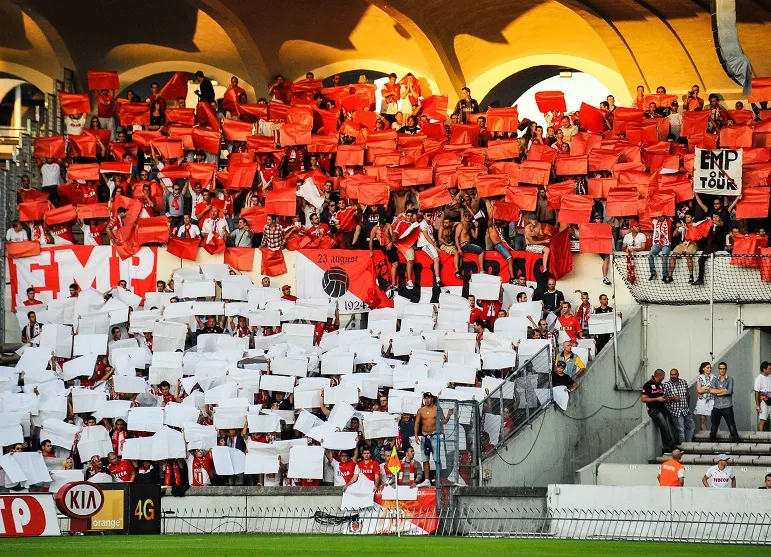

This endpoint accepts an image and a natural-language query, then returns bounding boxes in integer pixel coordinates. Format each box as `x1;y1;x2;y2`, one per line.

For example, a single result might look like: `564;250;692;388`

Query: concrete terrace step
679;442;771;454
692;431;771;442
654;454;771;466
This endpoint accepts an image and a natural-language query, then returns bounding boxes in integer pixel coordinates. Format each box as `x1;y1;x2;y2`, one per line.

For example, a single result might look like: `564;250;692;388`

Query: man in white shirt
622;220;646;253
754;361;771;431
40;158;62;188
667;101;682;138
416;212;442;287
201;207;229;239
176;214;201;239
6;220;28;242
559;116;579;142
65;113;86;135
702;455;736;488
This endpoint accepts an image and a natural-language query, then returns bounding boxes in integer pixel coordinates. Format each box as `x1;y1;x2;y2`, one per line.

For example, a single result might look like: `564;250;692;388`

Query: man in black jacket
195;70;215;104
692;213;729;285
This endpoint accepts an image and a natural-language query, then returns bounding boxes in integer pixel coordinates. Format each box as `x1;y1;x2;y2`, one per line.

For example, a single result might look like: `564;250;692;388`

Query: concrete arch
296;59;440;98
466;55;632;110
0;62;54;96
118;61;256;102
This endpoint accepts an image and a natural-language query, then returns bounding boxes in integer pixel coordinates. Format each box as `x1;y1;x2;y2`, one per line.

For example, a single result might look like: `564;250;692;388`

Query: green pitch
0;535;766;557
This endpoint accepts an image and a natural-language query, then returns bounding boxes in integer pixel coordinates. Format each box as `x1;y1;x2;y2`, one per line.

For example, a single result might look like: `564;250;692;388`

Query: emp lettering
699;150;738;191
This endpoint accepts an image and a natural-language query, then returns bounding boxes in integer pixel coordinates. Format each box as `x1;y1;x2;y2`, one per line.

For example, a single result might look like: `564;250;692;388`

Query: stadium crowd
2;68;771;493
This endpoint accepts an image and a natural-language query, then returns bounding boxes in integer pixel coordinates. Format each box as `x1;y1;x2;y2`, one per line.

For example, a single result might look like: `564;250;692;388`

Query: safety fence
154;505;771;543
436;346;554;491
614;253;771;305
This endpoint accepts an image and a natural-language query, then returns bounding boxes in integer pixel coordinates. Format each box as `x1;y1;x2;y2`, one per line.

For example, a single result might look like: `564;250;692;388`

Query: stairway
653;431;771;466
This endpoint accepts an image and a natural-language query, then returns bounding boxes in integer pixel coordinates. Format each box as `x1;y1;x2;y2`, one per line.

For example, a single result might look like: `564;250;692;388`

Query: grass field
0;535;765;557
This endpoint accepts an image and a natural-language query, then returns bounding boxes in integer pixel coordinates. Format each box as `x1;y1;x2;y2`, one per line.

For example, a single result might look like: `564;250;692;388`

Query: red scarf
164;460;182;487
171;195;180;210
398;460;416;486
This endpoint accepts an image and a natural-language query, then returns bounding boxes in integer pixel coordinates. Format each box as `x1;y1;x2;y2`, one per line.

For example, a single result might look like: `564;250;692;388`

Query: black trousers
709;406;740;442
648;407;677;452
696;245;721;280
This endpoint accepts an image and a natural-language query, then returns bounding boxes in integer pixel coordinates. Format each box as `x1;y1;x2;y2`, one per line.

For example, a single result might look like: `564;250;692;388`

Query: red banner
118;103;150;127
681;111;710;137
34;136;66;159
261;247;287;276
136;216;170;244
158;72;190;100
224;247;255;271
486;107;519;133
535;91;566;113
68;134;98;158
578;103;605;134
736;187;770;219
58;92;90;116
487;139;520;161
418;184;451;209
557;194;593;223
579;223;613;254
87;70;120;91
192;127;221;154
748;77;771;104
9;246;157;311
420;95;449;121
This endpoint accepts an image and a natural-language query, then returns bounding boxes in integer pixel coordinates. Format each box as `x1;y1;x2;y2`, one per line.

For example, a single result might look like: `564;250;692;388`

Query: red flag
557;194;593;224
166;236;200;260
58;92;90;115
312;107;339;134
82;127;111;147
265;187;297;216
68;134;98;158
226;163;258;190
489;161;520;180
167;125;195;150
118;103;150;127
420;121;447;141
352;110;377;131
486;107;519;133
166;108;196;126
18;201;50;222
196;102;220;131
291;79;323;98
20;189;50;203
761;247;771;281
535;91;566;113
688;132;718;151
261;247;287;276
268;101;290;122
192;127;221;154
527;144;558;165
618;170;655;199
588;150;619;172
241;206;267;231
182;162;214;187
44;204;77;226
569;132;602;156
728;109;755;126
731;234;768;267
736;187;770;219
68;163;100;181
87;70;119;91
748;77;771;104
201;232;226;255
340;93;372;113
222;88;240;116
546;180;577;210
505;185;537;211
278;123;312;147
224;247;255;271
644;94;678;109
555;155;588;176
420;95;449;120
335;145;365;166
588;177;617;199
548;228;573;279
130;131;162;153
34;136;66;159
136;216;170;244
647;191;676;217
222;119;254;142
491;200;520;222
287;106;314;128
240;103;269;122
744;148;771;165
719;126;753;148
449;123;480;146
615;107;645;123
418;184;451;210
357;183;389;206
487;139;520;161
151;139;184;160
109;142;137;162
398;135;425;151
659;179;693;203
519;160;552;186
158;72;190;100
605;188;639;216
99;161;132;175
401;167;433;187
578;103;606;134
6;240;41;259
681;111;710;137
743;162;771;187
579;223;613;254
475;174;509;198
307;135;339;153
76;203;110;220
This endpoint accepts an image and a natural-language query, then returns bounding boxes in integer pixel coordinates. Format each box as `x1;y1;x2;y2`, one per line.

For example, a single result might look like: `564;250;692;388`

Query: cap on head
717;454;729;462
282;285;291;291
117;206;128;213
630;220;639;227
423;392;434;399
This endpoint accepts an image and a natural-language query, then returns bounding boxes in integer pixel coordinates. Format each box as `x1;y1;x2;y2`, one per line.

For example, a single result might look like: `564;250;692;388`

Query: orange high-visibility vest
659;459;685;487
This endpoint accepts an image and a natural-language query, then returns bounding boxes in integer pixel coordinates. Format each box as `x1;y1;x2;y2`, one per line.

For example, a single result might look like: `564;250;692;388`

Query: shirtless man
369;215;401;296
414;392;453;486
454;211;485;278
391;190;413;217
438;218;459;275
486;202;517;282
524;213;551;272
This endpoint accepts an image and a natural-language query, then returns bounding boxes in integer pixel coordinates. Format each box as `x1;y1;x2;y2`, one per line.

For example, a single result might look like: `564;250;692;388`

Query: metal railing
156;505;771;543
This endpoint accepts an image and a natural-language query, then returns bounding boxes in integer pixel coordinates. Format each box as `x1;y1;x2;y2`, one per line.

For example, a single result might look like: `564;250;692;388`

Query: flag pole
396;483;400;538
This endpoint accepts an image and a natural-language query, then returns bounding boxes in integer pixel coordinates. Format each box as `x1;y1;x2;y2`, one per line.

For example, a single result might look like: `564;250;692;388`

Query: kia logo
55;482;105;519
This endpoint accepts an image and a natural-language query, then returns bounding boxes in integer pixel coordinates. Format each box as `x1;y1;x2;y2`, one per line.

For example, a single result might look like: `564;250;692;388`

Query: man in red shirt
189;449;214;486
23;288;43;307
107;206;127;245
95;89;116;136
327;450;357;489
356;447;380;489
45;219;77;245
281;285;297;302
107;452;136;482
556;301;581;342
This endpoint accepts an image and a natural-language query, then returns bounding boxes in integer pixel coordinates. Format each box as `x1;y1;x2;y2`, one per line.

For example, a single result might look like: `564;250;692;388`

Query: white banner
693;148;742;196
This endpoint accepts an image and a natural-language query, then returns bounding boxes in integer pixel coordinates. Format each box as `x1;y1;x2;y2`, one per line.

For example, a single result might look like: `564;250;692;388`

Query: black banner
128;484;161;535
